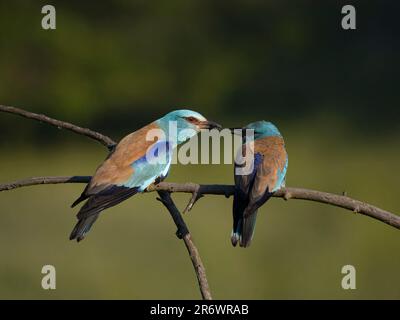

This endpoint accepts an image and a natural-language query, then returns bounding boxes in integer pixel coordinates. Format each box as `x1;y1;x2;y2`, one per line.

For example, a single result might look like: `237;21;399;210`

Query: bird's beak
199;120;222;130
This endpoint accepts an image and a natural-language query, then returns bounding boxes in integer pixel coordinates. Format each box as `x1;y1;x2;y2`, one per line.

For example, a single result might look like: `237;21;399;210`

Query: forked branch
1;177;399;229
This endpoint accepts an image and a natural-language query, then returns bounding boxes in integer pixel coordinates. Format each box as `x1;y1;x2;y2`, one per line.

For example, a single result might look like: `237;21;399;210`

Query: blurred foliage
0;1;399;299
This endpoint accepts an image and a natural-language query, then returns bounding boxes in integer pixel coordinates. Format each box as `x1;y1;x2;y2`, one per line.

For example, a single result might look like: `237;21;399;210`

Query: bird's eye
186;116;197;122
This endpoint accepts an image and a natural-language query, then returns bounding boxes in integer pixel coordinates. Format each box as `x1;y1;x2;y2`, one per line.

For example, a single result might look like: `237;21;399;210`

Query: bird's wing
70;123;172;241
232;142;264;247
234;141;258;205
71;122;161;207
75;139;172;220
120;139;172;190
247;136;288;209
86;122;162;191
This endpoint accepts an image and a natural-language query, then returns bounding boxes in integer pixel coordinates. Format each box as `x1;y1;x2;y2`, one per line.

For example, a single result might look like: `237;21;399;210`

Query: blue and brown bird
70;110;221;242
231;121;288;248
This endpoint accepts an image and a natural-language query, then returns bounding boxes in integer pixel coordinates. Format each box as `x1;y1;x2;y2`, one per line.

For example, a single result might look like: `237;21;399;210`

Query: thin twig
182;184;203;214
156;190;212;300
0;105;116;150
1;177;399;230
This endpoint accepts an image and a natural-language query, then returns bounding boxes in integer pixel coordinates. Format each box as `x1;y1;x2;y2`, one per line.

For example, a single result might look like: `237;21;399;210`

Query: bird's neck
155;119;193;148
245;132;282;143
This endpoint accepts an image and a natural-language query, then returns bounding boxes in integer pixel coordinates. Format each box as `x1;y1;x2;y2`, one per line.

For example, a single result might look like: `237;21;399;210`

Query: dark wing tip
69;233;84;242
69;226;78;240
238;210;258;248
71;194;88;208
231;233;239;247
239;238;252;248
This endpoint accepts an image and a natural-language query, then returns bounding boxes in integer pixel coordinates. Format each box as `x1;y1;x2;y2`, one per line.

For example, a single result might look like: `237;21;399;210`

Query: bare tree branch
1;177;399;230
0;105;211;300
156;190;212;300
0;105;116;150
182;184;203;214
0;176;91;191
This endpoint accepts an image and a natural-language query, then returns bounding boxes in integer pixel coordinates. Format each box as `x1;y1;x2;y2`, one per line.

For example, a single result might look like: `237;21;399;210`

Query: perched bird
231;121;288;248
70;110;221;242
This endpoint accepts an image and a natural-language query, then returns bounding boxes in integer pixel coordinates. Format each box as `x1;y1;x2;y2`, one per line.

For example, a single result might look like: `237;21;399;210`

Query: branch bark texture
1;177;399;230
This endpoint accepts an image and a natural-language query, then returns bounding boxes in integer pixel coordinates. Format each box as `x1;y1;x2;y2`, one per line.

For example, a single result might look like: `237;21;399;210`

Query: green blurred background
0;1;399;299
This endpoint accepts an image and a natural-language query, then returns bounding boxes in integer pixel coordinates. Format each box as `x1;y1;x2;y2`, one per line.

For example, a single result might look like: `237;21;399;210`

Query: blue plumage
70;110;220;241
124;140;172;191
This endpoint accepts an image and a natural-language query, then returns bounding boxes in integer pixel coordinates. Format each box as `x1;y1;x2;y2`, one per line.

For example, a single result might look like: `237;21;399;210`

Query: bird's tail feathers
231;210;258;248
70;186;140;242
231;228;240;247
240;210;258;247
69;213;99;242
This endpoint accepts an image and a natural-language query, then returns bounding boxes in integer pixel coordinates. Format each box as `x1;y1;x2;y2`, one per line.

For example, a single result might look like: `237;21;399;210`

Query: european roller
70;110;221;242
231;121;288;248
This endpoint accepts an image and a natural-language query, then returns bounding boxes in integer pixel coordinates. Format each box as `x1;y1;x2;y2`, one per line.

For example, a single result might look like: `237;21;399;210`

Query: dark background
0;1;399;299
1;1;399;142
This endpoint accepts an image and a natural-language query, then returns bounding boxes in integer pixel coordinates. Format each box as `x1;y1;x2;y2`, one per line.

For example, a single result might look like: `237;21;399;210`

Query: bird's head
230;121;282;141
158;109;222;144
